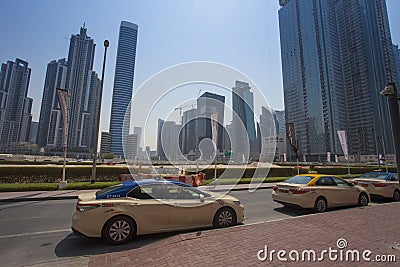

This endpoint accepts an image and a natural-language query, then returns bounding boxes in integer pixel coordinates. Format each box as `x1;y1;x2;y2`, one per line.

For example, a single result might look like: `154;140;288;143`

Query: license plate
279;189;289;194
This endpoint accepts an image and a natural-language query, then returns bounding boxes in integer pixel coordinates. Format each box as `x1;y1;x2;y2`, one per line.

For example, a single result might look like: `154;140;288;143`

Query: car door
126;184;170;232
166;184;213;229
314;176;341;207
331;177;359;205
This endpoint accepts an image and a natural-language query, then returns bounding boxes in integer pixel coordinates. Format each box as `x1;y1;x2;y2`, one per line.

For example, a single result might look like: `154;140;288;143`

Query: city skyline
0;0;397;153
1;1;397;137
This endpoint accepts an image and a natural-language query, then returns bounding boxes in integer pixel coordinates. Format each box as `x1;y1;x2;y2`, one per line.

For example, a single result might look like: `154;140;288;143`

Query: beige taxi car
72;179;244;245
352;172;399;201
272;174;369;212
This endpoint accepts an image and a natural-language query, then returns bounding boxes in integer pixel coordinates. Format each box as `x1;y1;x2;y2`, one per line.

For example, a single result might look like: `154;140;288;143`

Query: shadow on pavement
55;232;176;257
55;226;213;258
273;206;312;216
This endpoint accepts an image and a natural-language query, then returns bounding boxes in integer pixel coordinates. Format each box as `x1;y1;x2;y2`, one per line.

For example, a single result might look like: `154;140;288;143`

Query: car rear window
359;172;387;180
96;184;124;196
284;176;313;184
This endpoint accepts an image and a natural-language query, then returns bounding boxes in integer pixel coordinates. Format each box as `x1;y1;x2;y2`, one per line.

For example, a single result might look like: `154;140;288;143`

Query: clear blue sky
1;0;399;146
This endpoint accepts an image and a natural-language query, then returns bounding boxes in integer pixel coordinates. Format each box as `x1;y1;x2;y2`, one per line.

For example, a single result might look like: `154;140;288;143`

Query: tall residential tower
109;21;139;157
0;58;33;146
279;0;346;160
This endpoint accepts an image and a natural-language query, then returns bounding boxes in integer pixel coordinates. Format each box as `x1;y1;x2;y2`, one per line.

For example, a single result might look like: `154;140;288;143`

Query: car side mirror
199;194;205;203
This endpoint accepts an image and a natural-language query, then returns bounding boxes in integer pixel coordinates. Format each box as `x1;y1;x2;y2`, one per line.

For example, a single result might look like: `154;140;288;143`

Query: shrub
0;165;152;183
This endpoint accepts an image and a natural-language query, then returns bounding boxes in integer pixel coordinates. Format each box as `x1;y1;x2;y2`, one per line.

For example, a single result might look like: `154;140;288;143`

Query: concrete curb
0;184;276;202
0;195;78;202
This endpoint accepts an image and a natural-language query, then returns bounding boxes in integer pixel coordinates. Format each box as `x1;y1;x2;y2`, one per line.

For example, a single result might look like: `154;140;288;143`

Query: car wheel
393;190;400;202
358;192;369;207
102;216;136;245
314;197;327;213
213;207;237;228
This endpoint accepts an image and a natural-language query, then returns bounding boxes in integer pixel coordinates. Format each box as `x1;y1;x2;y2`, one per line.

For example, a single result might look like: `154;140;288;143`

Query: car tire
393;190;400;202
102;215;136;245
314;197;327;213
358;192;369;207
213;207;237;228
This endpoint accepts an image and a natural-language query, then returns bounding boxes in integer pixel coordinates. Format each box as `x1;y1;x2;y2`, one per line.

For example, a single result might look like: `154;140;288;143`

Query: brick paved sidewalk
89;203;400;266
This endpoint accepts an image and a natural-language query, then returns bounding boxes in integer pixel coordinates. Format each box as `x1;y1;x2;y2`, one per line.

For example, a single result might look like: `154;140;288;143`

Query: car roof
122;179;189;188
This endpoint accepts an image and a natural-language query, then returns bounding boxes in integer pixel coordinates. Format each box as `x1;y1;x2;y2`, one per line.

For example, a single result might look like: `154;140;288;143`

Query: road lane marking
0;229;71;239
0;216;46;222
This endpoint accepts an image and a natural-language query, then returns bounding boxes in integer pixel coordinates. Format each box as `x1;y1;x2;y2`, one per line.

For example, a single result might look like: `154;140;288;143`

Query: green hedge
0;165;152;183
186;167;308;179
186;166;397;179
315;166;397;175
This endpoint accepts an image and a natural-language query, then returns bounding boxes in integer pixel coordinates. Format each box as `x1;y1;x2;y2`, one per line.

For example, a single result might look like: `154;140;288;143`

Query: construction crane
174;89;202;123
175;104;196;124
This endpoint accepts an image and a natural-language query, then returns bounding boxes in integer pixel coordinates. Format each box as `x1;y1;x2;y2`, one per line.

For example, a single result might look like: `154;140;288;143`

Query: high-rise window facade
279;0;396;159
109;21;138;157
65;25;97;151
37;59;68;148
0;58;33;146
279;0;346;160
335;0;397;154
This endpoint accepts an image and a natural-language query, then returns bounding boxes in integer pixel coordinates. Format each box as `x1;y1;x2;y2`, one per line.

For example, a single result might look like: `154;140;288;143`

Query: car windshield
96;184;124;196
284;176;313;184
359;173;387;180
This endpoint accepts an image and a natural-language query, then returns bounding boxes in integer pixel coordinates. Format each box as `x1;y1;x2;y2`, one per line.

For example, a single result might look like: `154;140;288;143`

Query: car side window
315;177;336;186
127;186;153;199
332;177;350;187
166;184;200;199
390;174;398;181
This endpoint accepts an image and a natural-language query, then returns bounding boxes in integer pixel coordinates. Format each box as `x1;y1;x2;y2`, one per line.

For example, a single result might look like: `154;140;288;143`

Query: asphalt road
0;189;387;266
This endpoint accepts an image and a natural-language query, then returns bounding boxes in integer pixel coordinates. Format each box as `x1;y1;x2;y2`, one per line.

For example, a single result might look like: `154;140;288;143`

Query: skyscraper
232;81;257;159
109;21;139;157
157;120;181;161
100;132;111;154
157;119;165;159
279;0;348;160
37;58;68;148
196;92;225;155
0;58;33;146
335;0;397;155
181;108;197;155
65;25;97;151
393;44;400;95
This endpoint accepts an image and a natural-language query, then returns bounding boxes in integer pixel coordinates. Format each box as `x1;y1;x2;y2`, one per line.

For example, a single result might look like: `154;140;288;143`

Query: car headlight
76;203;100;212
233;200;241;206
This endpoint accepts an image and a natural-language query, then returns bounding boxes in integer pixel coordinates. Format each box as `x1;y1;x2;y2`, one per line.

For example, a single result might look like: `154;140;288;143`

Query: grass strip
0;181;120;192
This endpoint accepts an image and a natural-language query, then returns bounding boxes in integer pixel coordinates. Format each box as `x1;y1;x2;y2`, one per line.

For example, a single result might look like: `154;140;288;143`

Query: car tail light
352;181;358;185
272;186;278;192
76;203;100;212
371;183;389;187
290;188;311;194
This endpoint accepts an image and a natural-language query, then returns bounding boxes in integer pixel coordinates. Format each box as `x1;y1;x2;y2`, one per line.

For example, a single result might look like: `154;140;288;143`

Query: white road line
0;216;46;222
0;229;71;239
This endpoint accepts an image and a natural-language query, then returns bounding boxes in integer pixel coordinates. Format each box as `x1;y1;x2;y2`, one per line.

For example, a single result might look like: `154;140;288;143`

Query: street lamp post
380;83;400;185
91;40;109;184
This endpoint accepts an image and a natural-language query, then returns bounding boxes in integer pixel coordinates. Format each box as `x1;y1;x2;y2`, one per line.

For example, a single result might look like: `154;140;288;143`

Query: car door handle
130;203;140;206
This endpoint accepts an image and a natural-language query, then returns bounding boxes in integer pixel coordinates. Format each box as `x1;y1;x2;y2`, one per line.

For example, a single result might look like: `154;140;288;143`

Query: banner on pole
327;152;331;163
57;89;69;146
337;130;348;160
286;123;301;160
211;113;218;151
